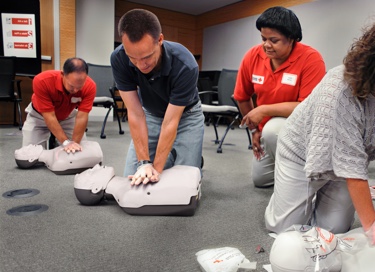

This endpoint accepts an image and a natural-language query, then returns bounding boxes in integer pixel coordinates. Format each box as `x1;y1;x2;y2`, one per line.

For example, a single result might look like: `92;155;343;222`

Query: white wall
202;0;375;71
76;0;114;65
75;0;115;121
53;0;60;70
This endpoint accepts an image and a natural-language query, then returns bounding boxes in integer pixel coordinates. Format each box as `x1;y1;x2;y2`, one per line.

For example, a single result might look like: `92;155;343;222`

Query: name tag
281;73;297;86
71;97;82;103
252;74;264;84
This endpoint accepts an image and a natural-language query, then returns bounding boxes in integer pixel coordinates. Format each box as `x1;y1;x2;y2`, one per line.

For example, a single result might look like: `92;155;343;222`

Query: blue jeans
124;101;205;176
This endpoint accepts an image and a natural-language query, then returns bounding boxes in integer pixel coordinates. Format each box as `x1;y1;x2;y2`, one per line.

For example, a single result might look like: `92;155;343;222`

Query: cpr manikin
270;224;374;272
74;164;201;216
14;141;103;175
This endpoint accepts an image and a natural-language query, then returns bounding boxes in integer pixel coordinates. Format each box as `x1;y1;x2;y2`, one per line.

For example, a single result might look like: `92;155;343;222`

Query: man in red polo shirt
22;57;96;153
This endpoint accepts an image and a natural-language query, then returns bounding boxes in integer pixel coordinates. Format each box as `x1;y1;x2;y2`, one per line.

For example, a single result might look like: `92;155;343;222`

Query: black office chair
87;63;124;139
0;56;23;130
198;77;216;105
200;69;251;153
109;86;127;122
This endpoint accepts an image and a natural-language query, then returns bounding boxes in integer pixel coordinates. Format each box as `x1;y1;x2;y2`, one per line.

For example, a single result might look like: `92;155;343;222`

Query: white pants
22;103;84;148
264;147;355;234
252;117;285;187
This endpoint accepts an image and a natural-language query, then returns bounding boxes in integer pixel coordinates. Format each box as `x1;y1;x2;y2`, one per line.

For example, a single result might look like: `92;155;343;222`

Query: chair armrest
231;95;241;112
109;86;124;103
199;90;218;105
109;86;117;99
198;90;218;95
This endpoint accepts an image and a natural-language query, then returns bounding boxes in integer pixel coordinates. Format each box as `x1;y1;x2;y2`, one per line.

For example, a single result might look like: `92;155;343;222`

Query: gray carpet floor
0;118;370;272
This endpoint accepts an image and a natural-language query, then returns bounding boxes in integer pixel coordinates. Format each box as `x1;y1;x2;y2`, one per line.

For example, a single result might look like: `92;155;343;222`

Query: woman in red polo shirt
234;6;326;187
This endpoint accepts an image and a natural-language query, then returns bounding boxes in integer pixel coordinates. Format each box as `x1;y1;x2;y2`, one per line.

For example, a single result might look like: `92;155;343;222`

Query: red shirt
32;70;96;121
234;42;325;130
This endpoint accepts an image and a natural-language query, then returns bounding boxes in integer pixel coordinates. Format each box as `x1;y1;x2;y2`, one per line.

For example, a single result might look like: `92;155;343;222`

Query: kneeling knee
253;176;274;188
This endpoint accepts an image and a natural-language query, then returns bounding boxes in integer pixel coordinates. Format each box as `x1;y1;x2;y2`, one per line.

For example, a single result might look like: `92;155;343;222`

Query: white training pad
270;225;373;272
106;165;201;208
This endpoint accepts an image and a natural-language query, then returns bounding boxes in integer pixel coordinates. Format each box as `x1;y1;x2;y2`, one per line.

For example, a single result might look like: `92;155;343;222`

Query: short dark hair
118;9;161;43
63;58;88;75
256;6;302;42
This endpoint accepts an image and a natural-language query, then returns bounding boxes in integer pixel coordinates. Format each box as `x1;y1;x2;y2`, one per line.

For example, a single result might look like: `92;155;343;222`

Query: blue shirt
111;41;199;117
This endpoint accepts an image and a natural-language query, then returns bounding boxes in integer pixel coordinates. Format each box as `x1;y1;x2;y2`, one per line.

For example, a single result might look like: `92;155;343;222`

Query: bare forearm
238;100;299;129
237;100;254;117
258;101;300;118
121;90;151;162
153;104;183;173
153;124;177;173
42;112;68;143
128;112;150;161
347;178;375;230
71;112;88;143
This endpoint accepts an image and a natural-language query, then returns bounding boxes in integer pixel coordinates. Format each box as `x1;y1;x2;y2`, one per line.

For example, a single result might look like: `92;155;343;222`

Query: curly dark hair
256;6;302;42
118;9;161;43
343;23;375;98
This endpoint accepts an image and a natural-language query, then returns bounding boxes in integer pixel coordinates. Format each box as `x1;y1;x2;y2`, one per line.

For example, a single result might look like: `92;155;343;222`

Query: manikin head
14;144;44;168
270;225;342;272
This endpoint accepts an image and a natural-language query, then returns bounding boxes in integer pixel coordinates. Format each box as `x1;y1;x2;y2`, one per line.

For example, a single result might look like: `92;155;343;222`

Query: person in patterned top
265;22;375;247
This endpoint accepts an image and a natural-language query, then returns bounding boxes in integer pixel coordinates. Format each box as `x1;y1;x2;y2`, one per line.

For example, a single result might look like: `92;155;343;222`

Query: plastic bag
196;247;251;272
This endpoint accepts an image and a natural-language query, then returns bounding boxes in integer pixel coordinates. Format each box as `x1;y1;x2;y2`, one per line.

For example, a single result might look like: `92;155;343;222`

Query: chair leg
120;103;127;122
100;107;113;139
245;127;252;149
12;100;22;130
114;109;124;135
215;116;222;127
205;116;211;126
212;118;220;144
16;101;22;130
13;101;17;127
216;118;237;153
121;114;127;122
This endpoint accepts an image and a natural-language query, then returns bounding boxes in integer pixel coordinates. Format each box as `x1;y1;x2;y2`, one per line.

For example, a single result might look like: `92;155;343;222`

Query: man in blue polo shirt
111;9;204;185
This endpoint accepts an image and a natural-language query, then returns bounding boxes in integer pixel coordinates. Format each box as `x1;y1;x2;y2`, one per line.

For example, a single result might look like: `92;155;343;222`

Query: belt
31;103;41;115
184;99;199;112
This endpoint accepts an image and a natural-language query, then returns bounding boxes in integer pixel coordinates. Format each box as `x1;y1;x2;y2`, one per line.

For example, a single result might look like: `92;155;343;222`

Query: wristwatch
137;160;152;169
62;139;71;147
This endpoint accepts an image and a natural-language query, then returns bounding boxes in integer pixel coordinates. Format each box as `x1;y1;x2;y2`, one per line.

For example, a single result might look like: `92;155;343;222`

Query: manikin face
62;71;87;94
75;164;115;191
122;33;163;74
260;27;294;63
15;144;43;161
